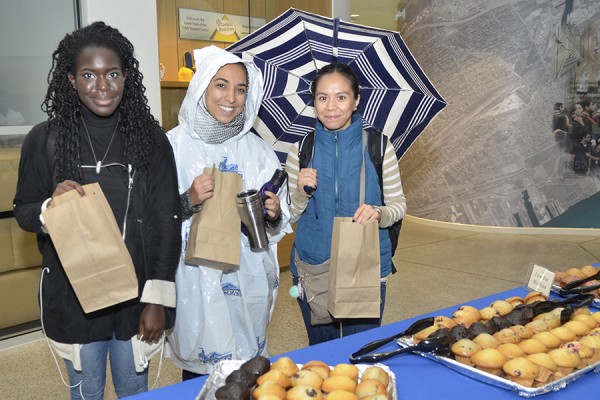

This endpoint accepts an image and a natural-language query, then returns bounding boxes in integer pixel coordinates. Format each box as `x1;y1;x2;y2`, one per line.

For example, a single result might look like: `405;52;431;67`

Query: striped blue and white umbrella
227;8;446;162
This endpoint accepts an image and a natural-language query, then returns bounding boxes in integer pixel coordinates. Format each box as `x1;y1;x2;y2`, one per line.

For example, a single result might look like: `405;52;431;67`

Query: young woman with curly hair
13;22;181;399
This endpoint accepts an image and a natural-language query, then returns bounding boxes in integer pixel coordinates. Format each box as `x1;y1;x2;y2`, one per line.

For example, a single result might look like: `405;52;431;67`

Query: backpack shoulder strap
298;131;315;169
368;129;387;188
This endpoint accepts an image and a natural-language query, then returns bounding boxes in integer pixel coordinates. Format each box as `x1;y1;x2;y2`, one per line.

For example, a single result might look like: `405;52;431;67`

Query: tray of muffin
196;356;398;399
394;292;600;397
551;265;600;308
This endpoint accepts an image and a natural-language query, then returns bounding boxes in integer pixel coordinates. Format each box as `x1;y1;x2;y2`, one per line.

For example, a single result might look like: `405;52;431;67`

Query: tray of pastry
551;265;600;308
397;336;600;397
196;357;397;399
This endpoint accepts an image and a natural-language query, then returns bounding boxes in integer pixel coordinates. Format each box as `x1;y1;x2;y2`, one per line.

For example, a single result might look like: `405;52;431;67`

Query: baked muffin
548;347;580;377
533;309;562;330
524;291;547;304
471;348;506;376
510;325;534;340
434;315;457;329
572;314;598;329
590;312;600;324
493;328;521;344
578;335;600;362
549;326;577;344
524;320;550;334
321;376;357;394
324;390;359;400
525;353;558;384
301;361;330;379
257;369;291;388
490;300;514;316
574;307;591;316
590;327;600;336
329;364;359;382
285;385;323;400
451;309;479;328
457;305;482;321
562;320;591;338
505;296;525;307
252;381;286;399
302;360;329;370
360;366;390;388
496;343;525;361
354;379;387;398
290;369;323;389
531;332;561;350
451;338;482;366
358;396;388;400
302;365;330;380
271;356;299;377
478;307;500;321
564;267;587;280
562;341;593;368
502;357;539;387
580;265;598;277
518;339;548;355
473;333;501;349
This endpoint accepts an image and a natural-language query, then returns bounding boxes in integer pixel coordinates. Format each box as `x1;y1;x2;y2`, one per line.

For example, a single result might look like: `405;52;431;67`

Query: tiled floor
2;216;599;399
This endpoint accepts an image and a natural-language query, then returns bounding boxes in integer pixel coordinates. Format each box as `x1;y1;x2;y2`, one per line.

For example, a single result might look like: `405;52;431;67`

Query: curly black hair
42;21;159;181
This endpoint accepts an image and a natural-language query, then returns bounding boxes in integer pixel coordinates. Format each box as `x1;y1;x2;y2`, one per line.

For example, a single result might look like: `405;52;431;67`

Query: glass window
0;0;79;147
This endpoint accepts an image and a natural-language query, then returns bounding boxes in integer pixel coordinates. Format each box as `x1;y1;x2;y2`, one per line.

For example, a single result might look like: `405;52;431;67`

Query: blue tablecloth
126;287;599;399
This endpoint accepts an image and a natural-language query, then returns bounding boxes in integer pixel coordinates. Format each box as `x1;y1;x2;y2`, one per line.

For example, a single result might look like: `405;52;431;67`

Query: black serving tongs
558;270;600;295
349;317;437;364
532;293;595;323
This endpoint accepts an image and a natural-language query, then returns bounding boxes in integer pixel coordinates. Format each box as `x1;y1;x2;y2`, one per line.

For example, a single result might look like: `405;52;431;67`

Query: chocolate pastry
240;355;271;378
448;324;469;343
225;368;256;389
505;304;534;326
466;322;490;339
215;382;249;399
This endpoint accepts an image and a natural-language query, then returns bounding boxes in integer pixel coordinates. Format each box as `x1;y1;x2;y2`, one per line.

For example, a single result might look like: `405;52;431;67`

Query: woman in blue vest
285;63;406;345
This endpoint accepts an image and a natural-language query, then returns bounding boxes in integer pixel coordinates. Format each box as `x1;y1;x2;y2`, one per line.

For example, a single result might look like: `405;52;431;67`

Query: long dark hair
42;21;159;181
310;62;361;101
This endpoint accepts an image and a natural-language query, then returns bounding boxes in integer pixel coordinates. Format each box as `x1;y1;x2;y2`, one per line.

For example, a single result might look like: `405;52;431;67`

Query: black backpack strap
368;129;386;191
298;131;315;169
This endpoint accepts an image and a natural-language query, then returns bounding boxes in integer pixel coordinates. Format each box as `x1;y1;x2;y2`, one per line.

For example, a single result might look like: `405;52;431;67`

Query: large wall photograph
399;0;600;228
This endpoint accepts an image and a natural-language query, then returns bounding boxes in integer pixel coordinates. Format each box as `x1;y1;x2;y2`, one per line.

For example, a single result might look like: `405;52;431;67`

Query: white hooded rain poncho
166;46;291;374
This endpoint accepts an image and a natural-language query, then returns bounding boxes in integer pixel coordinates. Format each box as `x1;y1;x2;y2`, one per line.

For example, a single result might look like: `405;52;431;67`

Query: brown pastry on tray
496;343;525;361
451;338;481;366
286;385;323;400
471;348;506;376
502;357;539;387
241;355;271;378
215;382;250;399
526;352;558;384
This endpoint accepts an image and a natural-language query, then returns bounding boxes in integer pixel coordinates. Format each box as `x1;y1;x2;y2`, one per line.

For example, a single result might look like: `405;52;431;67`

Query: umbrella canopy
226;8;446;162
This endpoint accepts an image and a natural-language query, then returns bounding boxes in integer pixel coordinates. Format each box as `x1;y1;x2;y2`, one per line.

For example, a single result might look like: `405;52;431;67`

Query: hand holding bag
184;167;243;270
42;182;138;313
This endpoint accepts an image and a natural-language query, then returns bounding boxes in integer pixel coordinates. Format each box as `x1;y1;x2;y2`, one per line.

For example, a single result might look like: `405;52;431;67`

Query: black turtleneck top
79;106;128;232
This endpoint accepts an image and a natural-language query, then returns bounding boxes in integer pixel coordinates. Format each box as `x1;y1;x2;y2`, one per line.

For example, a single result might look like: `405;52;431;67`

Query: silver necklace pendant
96;161;102;174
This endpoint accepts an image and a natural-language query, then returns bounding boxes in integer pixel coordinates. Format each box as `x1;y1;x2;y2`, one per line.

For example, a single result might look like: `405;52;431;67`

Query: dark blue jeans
297;281;387;346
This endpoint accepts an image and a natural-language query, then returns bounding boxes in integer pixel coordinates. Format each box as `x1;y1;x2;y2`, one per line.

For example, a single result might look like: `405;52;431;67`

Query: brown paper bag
184;167;242;270
42;182;138;314
328;217;381;319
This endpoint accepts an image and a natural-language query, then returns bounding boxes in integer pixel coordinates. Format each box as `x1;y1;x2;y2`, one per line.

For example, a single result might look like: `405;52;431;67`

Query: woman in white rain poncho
167;46;291;378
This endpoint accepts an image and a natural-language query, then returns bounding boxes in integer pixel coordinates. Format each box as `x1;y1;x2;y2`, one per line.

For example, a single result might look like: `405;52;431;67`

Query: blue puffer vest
291;114;392;278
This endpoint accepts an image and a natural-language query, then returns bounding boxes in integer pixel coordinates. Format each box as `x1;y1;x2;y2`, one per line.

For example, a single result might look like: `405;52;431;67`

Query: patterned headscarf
193;95;246;144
